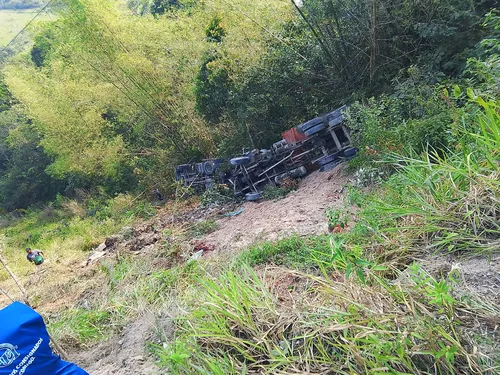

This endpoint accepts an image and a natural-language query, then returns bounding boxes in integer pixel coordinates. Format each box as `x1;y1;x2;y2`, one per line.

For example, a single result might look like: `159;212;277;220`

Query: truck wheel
325;105;347;122
296;117;323;133
245;192;262;201
317;153;339;166
319;160;338;172
203;161;216;175
343;147;357;158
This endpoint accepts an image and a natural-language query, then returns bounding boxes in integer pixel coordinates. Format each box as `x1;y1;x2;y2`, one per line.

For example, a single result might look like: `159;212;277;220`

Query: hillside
0;9;40;46
1;155;499;374
0;0;498;374
0;0;44;10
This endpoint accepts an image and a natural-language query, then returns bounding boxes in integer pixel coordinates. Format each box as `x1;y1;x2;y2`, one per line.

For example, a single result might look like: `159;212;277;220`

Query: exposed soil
70;165;353;375
87;165;351;263
72;312;170;375
420;254;500;306
202;165;350;253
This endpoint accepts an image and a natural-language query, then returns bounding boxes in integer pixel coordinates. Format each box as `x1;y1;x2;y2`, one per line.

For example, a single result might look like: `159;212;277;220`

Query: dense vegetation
0;0;497;210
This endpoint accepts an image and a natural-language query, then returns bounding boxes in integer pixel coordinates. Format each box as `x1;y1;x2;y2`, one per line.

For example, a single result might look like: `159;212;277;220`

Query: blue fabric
0;302;89;375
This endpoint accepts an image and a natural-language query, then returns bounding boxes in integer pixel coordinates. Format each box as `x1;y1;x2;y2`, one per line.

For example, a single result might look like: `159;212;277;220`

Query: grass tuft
156;266;490;374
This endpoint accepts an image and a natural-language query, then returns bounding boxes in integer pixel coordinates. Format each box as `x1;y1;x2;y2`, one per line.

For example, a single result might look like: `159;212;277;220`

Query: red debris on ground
191;240;215;254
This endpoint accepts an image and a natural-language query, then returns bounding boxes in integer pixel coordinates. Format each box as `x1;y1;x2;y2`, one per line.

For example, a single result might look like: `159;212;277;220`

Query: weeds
342;96;499;266
49;308;121;346
312;236;386;284
156;266;486;374
262;178;298;201
200;184;235;206
236;235;330;269
325;207;350;232
189;220;218;237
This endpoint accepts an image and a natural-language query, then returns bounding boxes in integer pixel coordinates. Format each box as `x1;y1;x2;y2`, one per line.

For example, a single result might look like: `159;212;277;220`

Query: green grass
153;265;494;374
188;220;219;237
0;193;154;304
236;235;329;269
0;9;49;46
360;98;500;257
49;308;122;346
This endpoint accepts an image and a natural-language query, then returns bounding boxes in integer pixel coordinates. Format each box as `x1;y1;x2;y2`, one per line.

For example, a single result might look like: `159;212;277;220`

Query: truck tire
343;147;357;158
245;192;262;201
230;156;251;166
317;153;339;167
319;160;338;172
325;105;347;122
296;117;323;133
304;123;326;137
203;161;216;175
328;115;345;127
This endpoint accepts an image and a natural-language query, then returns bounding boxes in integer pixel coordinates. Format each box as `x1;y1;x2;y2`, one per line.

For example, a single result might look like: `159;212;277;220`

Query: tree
0;121;65;210
150;0;180;16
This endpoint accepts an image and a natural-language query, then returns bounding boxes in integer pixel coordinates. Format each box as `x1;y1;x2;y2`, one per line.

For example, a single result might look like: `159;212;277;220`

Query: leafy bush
200;184;235;206
325;207;349;231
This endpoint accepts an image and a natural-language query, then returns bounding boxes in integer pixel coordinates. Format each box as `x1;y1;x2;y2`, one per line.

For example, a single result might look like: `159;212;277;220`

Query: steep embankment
1;162;499;375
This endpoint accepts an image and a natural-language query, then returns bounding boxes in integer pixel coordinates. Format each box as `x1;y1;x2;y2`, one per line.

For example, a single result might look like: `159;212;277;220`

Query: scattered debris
85;243;107;266
191;240;215;254
223;208;244;217
95;243;107;252
85;251;107;266
190;250;204;261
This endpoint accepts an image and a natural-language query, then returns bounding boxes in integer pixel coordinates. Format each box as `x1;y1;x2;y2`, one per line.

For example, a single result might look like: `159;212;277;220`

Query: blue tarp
0;302;89;375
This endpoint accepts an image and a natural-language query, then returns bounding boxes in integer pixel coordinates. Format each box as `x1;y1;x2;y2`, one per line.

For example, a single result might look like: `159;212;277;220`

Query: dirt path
203;165;350;253
72;312;164;375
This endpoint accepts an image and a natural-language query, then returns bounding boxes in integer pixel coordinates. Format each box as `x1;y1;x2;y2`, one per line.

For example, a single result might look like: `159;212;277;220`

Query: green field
0;8;47;46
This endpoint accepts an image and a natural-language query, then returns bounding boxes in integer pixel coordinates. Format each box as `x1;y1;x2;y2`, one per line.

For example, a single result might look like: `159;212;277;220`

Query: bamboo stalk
0;251;28;303
48;333;69;361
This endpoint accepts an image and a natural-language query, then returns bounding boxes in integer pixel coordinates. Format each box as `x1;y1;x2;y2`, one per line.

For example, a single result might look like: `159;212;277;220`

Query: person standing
25;248;44;266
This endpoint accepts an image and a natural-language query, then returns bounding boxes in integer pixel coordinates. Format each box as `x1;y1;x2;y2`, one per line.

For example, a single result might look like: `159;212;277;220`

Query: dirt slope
70;166;352;375
203;165;350;253
72;312;163;375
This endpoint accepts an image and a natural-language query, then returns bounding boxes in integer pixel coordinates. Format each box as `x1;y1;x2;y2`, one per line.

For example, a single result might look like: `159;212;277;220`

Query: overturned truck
175;105;356;201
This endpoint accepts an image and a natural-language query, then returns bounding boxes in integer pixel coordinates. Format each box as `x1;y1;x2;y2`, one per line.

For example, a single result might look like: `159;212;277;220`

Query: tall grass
155;266;491;374
363;98;499;255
